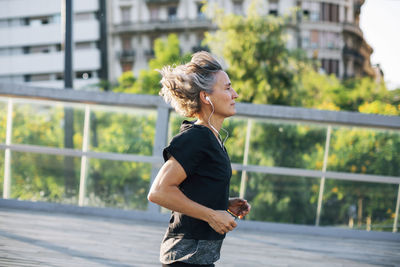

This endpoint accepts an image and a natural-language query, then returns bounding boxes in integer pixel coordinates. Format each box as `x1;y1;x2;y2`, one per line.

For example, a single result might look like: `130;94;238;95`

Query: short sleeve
163;128;207;177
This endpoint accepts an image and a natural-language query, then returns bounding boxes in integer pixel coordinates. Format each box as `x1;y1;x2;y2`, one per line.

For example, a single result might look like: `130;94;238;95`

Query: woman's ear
199;93;210;105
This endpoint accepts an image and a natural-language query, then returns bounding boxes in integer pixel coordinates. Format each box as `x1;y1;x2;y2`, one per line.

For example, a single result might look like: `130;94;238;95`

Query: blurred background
0;0;399;233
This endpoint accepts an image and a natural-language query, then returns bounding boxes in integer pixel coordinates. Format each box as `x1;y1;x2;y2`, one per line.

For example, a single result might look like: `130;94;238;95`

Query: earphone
204;95;229;147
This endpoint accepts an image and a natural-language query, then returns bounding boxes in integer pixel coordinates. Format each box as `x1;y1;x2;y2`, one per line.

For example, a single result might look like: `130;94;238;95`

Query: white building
0;0;374;90
108;0;220;81
0;0;107;90
110;0;374;82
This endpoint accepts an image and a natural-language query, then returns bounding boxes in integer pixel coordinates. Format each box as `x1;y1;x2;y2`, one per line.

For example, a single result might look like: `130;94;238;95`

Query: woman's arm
147;156;236;235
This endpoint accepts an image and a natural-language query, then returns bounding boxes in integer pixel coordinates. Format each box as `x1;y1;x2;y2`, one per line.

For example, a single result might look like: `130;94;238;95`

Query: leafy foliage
204;2;310;105
202;0;399;229
113;34;191;95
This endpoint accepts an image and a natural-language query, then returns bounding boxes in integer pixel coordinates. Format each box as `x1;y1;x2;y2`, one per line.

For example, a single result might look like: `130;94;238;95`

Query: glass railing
10;152;81;204
11;100;84;149
1;83;399;232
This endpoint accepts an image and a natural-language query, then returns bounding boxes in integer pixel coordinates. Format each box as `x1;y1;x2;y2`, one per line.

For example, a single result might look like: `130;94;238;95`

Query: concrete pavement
0;208;399;267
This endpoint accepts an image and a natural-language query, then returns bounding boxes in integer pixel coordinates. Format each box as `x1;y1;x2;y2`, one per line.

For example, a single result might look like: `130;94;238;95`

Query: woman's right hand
207;210;237;235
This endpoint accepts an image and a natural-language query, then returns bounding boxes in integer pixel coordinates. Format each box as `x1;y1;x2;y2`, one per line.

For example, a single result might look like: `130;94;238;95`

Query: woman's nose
232;88;239;99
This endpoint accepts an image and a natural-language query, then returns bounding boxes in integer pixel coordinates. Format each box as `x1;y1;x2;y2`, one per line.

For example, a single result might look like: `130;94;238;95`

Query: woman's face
209;71;238;118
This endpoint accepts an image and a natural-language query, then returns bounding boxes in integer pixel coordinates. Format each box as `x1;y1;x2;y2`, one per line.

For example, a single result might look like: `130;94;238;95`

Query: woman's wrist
200;207;216;223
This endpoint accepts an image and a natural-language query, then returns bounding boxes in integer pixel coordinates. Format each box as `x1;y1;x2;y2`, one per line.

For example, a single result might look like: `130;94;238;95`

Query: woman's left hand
228;198;251;219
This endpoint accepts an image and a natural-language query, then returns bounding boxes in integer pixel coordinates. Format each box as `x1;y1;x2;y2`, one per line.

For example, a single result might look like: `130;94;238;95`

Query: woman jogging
148;51;251;267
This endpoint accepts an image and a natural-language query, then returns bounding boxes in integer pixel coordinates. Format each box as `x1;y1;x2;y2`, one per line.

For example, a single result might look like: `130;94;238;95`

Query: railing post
3;98;13;199
393;185;400;232
78;105;90;206
147;106;170;213
315;125;332;226
239;119;252;199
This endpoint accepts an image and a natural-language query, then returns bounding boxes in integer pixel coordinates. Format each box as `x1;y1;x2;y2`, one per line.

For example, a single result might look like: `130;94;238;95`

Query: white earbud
204;94;229;147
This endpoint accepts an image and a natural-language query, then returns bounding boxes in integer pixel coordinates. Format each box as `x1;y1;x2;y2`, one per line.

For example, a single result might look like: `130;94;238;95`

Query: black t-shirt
163;120;232;240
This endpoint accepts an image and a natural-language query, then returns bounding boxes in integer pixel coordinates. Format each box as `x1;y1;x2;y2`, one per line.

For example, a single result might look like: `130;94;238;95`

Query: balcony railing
114;18;215;34
145;0;179;3
343;45;364;63
117;50;136;61
0;83;399;232
145;49;155;59
192;45;210;53
343;22;363;38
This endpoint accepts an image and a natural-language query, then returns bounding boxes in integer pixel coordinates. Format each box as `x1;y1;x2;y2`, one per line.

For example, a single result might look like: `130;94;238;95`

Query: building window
0;48;8;56
311;30;319;49
303;30;340;50
76;71;92;80
168;6;178;21
330;4;338;22
197;2;205;19
148;35;158;54
321;59;339;76
320;3;338;22
192;32;209;52
301;30;310;48
75;42;92;50
310;2;319;22
301;1;310;21
269;0;278;16
27;16;51;26
121;62;133;72
0;19;8;28
303;9;310;21
121;36;132;51
23;46;30;54
30;45;51;54
22;45;52;54
302;1;320;21
30;74;51;82
120;6;131;23
56;73;64;80
75;13;93;21
233;1;244;15
324;32;339;49
149;7;159;21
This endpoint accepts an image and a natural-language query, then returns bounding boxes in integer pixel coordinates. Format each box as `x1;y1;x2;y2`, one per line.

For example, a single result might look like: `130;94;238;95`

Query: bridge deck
0;207;399;267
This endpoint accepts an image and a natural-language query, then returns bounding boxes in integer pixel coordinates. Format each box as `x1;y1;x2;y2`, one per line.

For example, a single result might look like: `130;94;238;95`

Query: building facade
288;0;375;78
110;0;374;82
0;0;108;89
109;0;220;82
0;0;374;89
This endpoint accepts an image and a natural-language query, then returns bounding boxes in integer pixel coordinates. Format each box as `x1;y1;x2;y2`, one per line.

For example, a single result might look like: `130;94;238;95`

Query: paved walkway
0;208;399;267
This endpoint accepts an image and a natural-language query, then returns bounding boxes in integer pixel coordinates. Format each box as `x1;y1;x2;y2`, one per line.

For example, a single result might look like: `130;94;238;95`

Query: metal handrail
1;83;399;232
1;83;399;130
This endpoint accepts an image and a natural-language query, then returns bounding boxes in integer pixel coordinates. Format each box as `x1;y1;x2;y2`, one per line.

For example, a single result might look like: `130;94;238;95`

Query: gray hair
159;51;223;117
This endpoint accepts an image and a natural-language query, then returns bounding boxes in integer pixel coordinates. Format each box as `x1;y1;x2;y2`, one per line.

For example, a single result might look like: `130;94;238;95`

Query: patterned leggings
162;262;215;267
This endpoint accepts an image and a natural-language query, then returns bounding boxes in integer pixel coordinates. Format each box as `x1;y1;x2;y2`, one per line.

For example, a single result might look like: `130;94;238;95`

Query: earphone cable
207;101;229;147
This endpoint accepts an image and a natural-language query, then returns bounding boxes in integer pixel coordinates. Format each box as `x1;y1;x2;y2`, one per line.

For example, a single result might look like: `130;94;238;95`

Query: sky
360;0;400;90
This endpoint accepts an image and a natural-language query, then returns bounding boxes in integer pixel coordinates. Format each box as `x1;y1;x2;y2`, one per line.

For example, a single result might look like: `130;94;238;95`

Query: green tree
300;70;393;113
299;69;343;110
204;1;310;105
113;34;191;95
